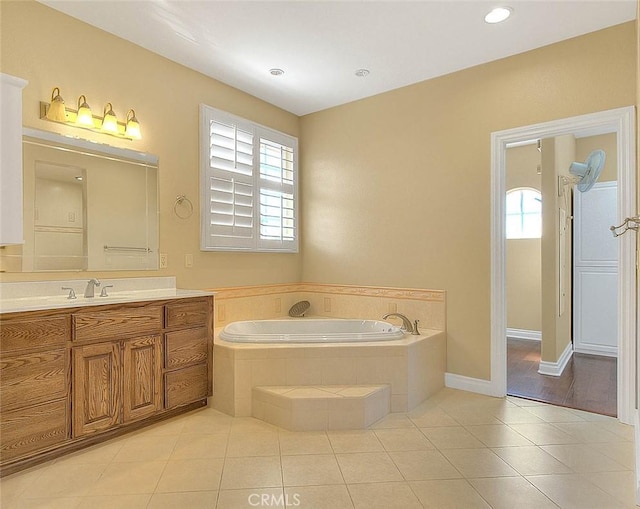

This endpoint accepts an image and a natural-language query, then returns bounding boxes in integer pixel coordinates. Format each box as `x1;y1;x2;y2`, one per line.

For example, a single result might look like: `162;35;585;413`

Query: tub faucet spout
382;313;414;334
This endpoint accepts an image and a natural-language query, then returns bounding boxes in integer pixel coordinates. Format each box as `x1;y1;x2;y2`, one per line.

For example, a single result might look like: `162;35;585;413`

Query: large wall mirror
0;128;159;272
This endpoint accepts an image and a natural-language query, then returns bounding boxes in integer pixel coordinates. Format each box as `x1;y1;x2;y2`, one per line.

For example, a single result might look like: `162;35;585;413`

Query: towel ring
173;194;193;219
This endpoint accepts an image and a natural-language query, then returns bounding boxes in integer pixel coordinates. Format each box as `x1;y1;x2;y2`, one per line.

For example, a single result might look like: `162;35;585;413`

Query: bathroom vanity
0;279;213;476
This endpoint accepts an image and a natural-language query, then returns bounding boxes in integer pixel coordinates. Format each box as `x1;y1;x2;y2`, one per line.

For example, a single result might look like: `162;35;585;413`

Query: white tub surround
220;318;403;343
214;328;446;418
211;283;446;332
0;276;214;313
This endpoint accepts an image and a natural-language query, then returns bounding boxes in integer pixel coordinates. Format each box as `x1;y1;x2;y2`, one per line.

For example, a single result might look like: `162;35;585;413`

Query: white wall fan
559;149;606;195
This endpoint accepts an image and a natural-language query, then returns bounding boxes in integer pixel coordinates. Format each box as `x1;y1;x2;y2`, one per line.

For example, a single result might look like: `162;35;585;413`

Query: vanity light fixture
39;87;142;140
484;6;512;24
101;103;118;134
45;87;67;122
125;109;141;139
76;95;94;126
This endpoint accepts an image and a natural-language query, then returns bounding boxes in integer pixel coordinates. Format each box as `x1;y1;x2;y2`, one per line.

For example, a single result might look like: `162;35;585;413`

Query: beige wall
0;0;302;287
541;135;575;363
506;144;541;333
300;22;636;379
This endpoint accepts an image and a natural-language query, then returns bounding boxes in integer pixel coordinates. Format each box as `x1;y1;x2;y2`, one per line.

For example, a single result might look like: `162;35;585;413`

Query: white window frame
505;187;542;239
199;104;299;253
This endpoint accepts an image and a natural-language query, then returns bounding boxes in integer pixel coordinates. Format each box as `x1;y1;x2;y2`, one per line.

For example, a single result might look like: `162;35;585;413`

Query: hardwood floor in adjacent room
507;337;617;417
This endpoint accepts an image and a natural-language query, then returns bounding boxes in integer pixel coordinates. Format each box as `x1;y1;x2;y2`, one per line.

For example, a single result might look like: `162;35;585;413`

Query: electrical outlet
388;302;397;314
324;297;332;312
185;253;193;268
217;303;226;322
274;297;281;313
159;253;168;269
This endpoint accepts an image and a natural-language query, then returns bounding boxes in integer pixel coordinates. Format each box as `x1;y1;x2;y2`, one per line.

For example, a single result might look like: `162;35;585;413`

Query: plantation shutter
200;105;298;252
257;133;297;251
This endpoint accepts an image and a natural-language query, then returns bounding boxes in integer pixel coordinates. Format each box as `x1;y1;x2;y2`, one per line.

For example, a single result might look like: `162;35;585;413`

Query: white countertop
0;277;214;314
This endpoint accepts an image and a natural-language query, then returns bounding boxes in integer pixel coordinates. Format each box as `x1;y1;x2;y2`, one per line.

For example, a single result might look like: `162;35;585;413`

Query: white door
573;181;618;357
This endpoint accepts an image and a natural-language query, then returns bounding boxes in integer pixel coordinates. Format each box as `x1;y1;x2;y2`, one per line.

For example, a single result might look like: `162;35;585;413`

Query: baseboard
538;342;573;377
506;328;541;341
574;345;618;358
445;373;502;397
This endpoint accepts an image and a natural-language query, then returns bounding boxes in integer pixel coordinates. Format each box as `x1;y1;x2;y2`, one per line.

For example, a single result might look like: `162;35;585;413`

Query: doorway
504;136;619;416
489;106;636;425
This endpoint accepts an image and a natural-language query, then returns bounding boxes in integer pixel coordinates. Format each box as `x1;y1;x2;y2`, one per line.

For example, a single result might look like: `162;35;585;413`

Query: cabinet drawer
165;364;209;409
73;306;163;342
0;315;70;353
0;399;69;462
1;348;68;411
165;299;209;328
165;327;208;371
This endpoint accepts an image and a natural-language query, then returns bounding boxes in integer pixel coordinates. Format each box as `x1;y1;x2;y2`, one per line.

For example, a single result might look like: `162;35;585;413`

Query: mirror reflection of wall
0;129;159;273
34;163;87;271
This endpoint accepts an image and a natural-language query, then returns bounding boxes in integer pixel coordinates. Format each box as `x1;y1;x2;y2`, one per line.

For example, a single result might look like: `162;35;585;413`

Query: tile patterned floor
0;388;636;508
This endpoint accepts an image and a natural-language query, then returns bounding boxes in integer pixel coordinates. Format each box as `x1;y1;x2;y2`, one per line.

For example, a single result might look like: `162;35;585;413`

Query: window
506;188;542;239
200;105;298;252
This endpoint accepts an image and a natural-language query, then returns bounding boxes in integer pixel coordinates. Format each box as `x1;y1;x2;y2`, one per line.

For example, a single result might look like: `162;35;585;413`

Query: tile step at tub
252;384;390;431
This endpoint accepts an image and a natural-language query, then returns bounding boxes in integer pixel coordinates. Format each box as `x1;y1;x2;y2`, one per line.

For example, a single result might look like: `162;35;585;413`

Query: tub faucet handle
412;319;420;335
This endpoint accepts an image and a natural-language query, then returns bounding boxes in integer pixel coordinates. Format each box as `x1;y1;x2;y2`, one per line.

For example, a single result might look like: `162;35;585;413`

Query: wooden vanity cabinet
71;303;165;437
164;298;212;409
0;312;71;463
73;333;164;437
0;295;213;475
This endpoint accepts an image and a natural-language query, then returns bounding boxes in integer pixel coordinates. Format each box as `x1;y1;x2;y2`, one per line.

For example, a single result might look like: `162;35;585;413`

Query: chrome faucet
382;312;414;334
84;278;101;298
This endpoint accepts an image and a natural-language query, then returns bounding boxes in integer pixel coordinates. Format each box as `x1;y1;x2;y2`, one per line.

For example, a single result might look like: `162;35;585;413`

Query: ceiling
39;1;637;116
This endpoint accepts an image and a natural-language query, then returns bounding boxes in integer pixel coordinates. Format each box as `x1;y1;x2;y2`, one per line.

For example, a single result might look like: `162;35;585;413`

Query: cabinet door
0;73;28;245
123;335;163;423
1;399;69;462
165;327;208;371
1;348;68;412
165;299;209;328
73;342;121;437
165;364;209;410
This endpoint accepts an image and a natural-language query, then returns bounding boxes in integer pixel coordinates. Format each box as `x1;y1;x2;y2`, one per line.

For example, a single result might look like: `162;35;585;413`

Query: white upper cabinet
0;73;28;245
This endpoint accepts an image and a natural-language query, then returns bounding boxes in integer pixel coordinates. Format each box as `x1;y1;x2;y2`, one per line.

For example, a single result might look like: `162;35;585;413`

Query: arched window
506;188;542;239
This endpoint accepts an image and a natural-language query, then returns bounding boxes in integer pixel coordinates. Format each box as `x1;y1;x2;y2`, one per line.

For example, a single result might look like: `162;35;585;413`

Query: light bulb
76;95;94;126
125;109;141;139
101;103;118;133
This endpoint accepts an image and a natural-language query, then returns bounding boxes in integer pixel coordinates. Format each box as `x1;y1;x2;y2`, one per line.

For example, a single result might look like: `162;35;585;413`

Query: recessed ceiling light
269;68;285;76
485;7;512;24
355;68;370;77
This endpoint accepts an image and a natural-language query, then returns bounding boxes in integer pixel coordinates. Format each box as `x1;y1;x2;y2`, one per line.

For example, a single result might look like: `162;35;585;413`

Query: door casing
490;106;636;424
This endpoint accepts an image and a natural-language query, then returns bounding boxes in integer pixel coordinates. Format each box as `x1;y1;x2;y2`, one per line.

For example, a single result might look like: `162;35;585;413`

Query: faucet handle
100;285;114;297
61;287;76;299
412;319;420;336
